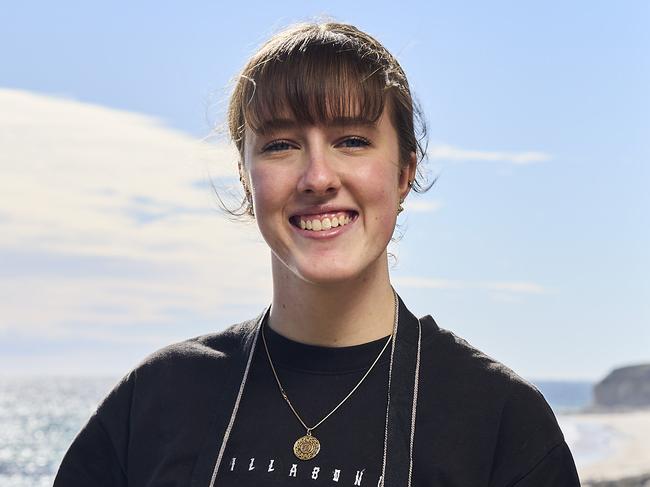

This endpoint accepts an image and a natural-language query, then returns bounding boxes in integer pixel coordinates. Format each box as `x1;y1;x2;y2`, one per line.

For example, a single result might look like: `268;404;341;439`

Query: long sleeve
511;442;581;486
489;380;581;487
54;372;134;487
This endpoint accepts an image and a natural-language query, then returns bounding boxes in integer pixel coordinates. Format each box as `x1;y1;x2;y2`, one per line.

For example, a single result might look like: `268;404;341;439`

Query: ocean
0;377;598;485
0;376;116;487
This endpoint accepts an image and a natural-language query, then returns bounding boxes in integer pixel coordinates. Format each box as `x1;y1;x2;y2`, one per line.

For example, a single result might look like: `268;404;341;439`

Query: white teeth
298;213;353;232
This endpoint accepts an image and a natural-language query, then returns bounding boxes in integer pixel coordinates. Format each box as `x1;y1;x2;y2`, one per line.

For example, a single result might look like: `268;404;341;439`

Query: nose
296;143;341;197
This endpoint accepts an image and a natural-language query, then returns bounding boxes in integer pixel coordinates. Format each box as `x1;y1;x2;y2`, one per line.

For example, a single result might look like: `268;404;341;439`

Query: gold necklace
261;291;398;461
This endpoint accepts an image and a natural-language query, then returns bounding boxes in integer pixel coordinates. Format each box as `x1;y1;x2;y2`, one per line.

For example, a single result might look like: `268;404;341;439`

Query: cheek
356;164;400;206
250;168;287;210
354;166;400;236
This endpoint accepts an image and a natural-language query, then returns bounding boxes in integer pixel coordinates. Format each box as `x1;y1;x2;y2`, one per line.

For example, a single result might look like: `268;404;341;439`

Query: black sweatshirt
54;298;580;486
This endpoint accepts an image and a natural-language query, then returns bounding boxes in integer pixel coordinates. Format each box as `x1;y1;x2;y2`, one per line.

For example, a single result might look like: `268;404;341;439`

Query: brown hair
226;21;430;217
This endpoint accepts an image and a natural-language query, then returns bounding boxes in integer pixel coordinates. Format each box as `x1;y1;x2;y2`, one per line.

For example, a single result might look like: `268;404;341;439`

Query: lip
288;207;359;240
289;204;358;220
291;218;356;239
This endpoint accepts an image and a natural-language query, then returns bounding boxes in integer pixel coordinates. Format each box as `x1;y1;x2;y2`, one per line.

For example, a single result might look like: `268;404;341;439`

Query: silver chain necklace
261;291;398;461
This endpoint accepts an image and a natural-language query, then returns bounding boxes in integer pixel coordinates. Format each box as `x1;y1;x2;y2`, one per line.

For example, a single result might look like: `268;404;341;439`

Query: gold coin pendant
293;434;321;460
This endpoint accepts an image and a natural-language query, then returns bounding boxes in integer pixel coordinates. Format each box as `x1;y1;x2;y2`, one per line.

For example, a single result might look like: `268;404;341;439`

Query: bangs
241;43;388;134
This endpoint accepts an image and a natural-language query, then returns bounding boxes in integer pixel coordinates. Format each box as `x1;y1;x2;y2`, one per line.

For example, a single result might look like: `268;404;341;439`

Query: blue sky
1;0;648;381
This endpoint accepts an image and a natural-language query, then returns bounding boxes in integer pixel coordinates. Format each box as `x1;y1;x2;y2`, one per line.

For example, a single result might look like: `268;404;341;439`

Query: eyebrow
254;116;379;135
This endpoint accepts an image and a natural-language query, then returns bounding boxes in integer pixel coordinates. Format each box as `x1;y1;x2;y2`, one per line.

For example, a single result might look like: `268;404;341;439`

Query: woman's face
242;106;414;286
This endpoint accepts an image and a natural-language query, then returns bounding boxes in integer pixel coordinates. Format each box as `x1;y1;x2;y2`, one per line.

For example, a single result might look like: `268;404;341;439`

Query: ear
398;151;417;199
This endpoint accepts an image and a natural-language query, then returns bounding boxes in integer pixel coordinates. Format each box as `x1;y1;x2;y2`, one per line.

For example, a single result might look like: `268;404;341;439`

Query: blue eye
339;137;370;148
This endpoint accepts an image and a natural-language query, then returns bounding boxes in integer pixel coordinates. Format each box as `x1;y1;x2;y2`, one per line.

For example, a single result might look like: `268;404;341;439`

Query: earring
239;173;254;217
397;180;413;215
245;194;254;217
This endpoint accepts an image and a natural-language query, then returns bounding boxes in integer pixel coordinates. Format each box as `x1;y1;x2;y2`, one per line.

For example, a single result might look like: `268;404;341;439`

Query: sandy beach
558;409;650;485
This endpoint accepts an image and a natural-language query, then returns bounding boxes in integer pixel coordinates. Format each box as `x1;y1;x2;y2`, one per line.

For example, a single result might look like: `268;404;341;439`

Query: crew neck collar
260;293;435;374
263;320;392;374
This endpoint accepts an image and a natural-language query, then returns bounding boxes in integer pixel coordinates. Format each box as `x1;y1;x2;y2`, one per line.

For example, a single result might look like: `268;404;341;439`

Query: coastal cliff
593;364;650;409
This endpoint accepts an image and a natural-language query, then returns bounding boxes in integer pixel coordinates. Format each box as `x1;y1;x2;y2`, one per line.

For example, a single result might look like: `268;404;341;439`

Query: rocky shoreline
593;364;650;409
560;364;650;486
583;473;650;487
560;408;650;486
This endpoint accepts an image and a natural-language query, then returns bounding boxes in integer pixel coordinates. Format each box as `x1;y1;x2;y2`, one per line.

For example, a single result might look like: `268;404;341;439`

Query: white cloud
393;276;464;290
0;89;271;339
402;199;443;213
428;144;551;165
394;276;547;295
482;281;546;294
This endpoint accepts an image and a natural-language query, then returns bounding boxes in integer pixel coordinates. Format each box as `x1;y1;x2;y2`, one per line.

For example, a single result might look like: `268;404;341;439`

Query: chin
290;258;380;287
299;272;361;287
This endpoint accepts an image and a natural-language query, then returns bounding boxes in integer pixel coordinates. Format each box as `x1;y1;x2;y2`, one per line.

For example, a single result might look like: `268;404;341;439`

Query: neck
268;254;396;347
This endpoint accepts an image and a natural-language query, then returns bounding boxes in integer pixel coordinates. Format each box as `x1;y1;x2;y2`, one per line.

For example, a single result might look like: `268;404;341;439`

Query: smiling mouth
290;211;358;232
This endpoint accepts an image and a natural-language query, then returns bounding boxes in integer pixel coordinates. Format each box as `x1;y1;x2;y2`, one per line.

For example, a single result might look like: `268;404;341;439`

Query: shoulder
134;313;262;375
419;316;572;483
95;313;264;413
421;316;548;403
420;315;563;443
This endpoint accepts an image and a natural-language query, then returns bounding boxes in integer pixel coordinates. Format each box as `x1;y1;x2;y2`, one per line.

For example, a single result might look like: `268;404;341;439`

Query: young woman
55;22;580;486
